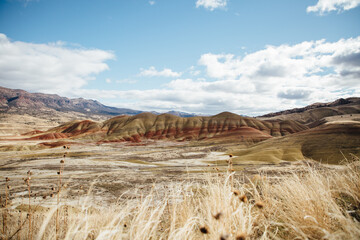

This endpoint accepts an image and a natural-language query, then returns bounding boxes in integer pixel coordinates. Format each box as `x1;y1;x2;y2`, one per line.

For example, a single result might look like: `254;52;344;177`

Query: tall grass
1;159;359;239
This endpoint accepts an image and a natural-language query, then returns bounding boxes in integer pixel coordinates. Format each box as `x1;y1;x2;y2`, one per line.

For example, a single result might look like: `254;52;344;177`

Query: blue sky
0;0;360;115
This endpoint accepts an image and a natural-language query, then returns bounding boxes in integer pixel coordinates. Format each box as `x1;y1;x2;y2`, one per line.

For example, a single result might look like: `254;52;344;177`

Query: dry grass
1;159;360;239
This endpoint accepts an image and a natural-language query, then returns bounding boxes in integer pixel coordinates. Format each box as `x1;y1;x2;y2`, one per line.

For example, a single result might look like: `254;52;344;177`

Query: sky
0;0;359;116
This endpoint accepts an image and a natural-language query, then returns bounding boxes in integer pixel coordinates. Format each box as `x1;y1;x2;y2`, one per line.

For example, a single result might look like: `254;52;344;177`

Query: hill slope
229;122;360;164
28;112;308;142
259;97;360;125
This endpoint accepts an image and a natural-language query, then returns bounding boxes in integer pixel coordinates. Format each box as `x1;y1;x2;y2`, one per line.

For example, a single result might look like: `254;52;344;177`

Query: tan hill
259;97;360;125
229;122;360;164
27;112;308;142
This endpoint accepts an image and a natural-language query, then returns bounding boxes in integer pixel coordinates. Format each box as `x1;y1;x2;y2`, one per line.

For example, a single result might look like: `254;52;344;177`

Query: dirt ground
0;138;259;207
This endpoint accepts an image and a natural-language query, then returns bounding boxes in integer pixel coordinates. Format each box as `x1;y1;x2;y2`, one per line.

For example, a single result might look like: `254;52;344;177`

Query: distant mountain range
0;86;197;117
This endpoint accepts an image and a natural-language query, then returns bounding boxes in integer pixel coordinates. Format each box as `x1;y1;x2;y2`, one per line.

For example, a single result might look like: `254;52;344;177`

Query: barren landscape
1;90;360;239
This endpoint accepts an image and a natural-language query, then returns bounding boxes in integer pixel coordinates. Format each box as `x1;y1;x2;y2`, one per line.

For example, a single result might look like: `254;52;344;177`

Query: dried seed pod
235;233;247;240
60;160;65;164
5;177;10;182
233;190;241;196
213;212;222;220
255;201;264;209
220;234;229;240
200;226;209;234
239;194;248;203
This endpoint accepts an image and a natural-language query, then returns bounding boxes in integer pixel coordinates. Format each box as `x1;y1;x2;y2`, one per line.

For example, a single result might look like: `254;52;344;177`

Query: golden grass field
1;156;359;240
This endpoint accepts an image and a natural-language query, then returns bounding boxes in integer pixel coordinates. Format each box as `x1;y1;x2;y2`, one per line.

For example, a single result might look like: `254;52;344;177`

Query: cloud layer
139;66;182;77
195;0;227;11
111;37;360;115
0;34;114;95
307;0;360;14
1;33;359;116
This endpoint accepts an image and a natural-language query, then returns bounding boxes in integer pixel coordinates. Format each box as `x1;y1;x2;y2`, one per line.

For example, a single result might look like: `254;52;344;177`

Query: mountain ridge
259;97;360;124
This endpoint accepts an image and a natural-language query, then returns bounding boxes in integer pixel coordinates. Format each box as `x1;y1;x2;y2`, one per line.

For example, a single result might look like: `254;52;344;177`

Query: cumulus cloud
196;0;227;11
106;37;359;115
149;1;155;5
0;33;114;94
307;0;360;14
139;66;182;77
199;37;360;88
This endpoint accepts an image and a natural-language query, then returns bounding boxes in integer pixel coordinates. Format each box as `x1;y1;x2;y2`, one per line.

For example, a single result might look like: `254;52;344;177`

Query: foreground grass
1;160;360;239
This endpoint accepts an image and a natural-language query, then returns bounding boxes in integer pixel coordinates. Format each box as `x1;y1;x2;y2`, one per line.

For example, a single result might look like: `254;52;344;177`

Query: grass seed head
229;154;233;158
60;159;65;164
5;177;10;182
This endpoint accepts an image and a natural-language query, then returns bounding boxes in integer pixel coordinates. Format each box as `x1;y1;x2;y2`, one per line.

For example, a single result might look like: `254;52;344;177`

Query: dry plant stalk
2;177;10;236
25;170;32;240
228;154;234;190
56;145;67;240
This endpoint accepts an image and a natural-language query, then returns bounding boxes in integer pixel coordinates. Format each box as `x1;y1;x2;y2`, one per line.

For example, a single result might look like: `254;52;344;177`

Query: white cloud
2;33;359;116
105;78;112;83
149;1;155;5
139;66;182;77
196;0;227;11
0;33;114;95
307;0;360;14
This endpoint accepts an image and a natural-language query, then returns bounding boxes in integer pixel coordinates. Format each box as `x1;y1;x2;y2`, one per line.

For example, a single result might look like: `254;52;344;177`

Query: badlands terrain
0;87;359;203
0;87;360;239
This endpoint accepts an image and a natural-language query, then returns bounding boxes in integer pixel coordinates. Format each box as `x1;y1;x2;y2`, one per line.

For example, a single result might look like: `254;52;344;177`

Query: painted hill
28;112;308;142
259;97;360;125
